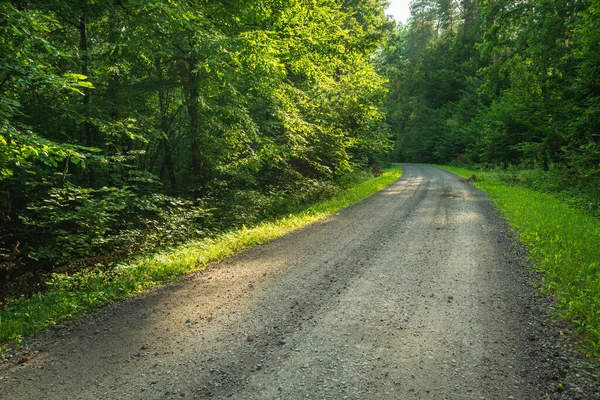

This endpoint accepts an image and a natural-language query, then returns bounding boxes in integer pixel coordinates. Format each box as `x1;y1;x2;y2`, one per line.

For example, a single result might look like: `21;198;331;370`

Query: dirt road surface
0;165;593;399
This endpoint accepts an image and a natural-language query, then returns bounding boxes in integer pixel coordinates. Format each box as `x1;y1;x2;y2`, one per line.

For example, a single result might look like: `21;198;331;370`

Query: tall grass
0;168;402;350
440;165;600;354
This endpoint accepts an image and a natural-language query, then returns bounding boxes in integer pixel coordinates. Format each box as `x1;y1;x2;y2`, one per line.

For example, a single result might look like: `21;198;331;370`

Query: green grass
438;165;600;354
0;167;402;351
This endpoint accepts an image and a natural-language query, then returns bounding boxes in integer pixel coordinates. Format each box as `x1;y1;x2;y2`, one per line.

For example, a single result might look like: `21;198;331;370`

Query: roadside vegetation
440;165;600;355
0;167;401;352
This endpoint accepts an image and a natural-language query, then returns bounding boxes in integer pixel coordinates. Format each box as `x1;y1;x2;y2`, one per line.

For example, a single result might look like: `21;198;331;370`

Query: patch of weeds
438;165;600;356
0;168;402;350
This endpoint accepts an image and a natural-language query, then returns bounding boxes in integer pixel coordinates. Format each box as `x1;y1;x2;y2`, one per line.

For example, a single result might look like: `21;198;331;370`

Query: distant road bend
1;165;558;399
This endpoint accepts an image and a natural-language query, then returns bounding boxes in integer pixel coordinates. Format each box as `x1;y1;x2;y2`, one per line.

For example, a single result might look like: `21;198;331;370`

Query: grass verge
0;167;402;352
438;165;600;355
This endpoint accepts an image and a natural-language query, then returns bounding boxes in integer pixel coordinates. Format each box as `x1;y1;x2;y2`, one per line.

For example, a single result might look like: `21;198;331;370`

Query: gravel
1;164;598;399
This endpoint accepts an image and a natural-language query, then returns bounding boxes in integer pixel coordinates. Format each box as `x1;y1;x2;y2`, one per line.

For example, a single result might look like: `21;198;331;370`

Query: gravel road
1;165;598;399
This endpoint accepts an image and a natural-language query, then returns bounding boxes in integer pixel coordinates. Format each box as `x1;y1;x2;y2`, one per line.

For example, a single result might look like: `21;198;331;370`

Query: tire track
0;165;567;399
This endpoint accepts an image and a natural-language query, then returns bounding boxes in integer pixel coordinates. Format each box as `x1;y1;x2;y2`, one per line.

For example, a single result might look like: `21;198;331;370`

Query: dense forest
1;0;599;302
0;0;392;299
380;0;599;209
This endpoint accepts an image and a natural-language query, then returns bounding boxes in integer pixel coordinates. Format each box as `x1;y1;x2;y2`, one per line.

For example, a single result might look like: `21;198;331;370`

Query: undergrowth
0;167;402;352
448;163;600;218
439;165;600;355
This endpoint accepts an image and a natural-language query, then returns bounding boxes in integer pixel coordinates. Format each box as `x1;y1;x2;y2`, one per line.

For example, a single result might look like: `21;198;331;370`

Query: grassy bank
438;165;600;355
0;168;402;351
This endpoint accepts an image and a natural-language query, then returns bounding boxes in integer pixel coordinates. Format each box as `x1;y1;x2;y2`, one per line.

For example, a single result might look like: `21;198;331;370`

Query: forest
1;0;599;304
380;0;600;213
0;0;392;300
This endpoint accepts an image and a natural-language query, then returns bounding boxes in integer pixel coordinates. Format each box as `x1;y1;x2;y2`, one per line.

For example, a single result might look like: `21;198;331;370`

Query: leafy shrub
0;180;212;301
18;184;211;266
210;177;339;228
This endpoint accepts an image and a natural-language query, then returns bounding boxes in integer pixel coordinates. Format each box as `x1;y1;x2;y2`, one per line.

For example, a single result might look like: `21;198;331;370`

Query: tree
1;0;393;299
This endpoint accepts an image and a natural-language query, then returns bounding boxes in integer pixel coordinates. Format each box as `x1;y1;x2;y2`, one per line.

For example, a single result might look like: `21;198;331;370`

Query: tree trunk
492;1;498;65
152;58;177;189
186;58;203;198
160;142;177;190
79;9;96;185
79;14;91;147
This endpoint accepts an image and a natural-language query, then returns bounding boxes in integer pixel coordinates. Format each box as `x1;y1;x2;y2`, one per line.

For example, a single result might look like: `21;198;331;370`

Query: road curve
1;165;556;399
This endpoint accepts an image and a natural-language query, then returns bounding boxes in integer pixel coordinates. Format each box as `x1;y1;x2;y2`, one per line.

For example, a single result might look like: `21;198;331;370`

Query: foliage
0;0;393;300
379;0;599;180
